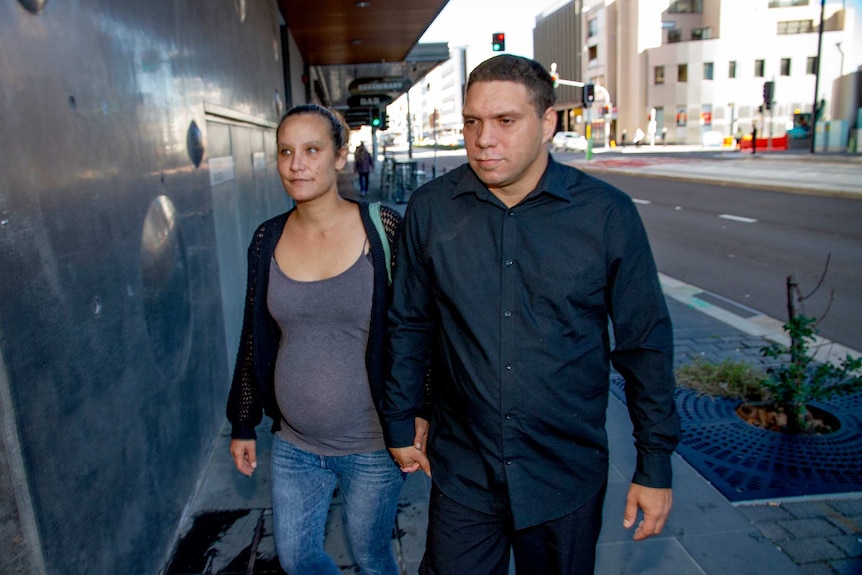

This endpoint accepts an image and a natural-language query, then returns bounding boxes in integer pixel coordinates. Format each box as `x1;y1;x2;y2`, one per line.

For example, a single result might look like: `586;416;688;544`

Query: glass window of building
769;0;809;7
781;58;791;76
754;59;765;77
655;66;666;84
807;56;817;74
669;0;703;13
588;45;598;62
668;28;682;43
691;27;711;41
678;63;688;83
728;60;737;78
703;62;714;80
588;18;598;38
778;19;814;34
676;107;687;126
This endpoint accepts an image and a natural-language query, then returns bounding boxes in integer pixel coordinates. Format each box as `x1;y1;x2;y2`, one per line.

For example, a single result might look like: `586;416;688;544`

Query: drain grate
692;291;760;319
610;376;862;502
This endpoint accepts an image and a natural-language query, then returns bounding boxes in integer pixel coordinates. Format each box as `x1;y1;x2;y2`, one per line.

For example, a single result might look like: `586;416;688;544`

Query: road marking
632;198;651;204
719;214;758;223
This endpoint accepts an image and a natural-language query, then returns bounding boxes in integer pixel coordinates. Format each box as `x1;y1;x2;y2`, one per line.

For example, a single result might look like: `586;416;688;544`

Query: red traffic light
492;32;506;52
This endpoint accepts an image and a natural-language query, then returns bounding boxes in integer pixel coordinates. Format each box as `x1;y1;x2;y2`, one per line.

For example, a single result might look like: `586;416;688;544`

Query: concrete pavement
164;147;862;575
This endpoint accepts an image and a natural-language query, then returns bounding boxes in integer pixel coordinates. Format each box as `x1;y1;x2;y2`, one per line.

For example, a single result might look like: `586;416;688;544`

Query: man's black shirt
383;157;680;529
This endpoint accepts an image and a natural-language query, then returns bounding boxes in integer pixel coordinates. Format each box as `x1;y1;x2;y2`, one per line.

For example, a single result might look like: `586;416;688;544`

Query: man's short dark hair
467;55;556;117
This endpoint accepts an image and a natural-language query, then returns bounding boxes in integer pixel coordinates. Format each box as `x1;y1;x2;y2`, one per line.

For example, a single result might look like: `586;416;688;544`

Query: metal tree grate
610;376;862;502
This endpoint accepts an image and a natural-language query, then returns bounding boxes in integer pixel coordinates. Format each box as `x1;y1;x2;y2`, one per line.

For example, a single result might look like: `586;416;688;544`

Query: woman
226;104;403;574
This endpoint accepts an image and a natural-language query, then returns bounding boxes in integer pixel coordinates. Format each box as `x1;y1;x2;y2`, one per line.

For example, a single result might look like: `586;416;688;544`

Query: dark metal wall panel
0;1;286;573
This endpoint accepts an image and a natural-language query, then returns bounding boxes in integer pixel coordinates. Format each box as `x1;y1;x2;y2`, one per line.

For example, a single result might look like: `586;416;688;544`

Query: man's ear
541;106;556;143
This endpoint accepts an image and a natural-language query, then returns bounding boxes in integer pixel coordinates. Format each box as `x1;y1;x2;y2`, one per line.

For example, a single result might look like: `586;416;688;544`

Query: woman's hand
230;439;258;477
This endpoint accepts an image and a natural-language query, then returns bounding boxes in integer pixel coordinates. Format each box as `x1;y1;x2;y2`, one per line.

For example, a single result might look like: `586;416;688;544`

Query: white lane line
632;198;651;204
719;214;758;223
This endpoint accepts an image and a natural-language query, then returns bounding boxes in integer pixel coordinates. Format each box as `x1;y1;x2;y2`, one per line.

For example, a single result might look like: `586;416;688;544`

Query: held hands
623;484;673;541
230;439;258;477
388;417;431;477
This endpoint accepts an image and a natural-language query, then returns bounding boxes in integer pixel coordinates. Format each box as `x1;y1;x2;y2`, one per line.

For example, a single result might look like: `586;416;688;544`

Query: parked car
551;131;588;152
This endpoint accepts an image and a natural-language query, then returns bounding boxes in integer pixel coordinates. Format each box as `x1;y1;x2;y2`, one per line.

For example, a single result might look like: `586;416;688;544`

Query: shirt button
505;459;512;465
505;364;512;370
505;414;512;420
508;210;515;217
504;311;512;318
505;259;513;267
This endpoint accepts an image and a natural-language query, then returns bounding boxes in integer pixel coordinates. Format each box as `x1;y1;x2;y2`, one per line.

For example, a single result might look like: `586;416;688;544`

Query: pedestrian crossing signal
492;32;505;52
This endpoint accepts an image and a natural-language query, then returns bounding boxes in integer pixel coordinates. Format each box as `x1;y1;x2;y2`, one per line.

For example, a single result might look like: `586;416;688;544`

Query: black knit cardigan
226;199;402;440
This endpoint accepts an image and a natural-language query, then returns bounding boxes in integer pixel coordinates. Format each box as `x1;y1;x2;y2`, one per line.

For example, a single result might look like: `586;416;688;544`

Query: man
383;54;679;575
354;142;374;196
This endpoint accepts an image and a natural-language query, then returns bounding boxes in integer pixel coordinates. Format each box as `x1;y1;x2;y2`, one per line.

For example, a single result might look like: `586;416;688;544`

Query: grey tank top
267;248;385;455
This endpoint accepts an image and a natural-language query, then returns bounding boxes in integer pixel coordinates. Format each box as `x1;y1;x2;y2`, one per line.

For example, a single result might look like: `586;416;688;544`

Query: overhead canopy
277;0;451;109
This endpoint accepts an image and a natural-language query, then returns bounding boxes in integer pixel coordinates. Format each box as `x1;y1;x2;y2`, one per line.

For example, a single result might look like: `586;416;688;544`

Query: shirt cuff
383;417;418;449
632;452;673;489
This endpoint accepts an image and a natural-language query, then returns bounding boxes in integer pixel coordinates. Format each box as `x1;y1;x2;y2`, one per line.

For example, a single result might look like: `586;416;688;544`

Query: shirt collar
451;155;573;204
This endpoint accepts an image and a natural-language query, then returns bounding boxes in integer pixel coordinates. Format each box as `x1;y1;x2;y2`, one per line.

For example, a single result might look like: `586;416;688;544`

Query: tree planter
610;376;862;502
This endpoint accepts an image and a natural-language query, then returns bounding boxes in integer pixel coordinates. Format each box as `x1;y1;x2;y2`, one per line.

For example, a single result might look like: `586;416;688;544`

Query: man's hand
623;484;672;541
388;417;431;476
230;439;258;477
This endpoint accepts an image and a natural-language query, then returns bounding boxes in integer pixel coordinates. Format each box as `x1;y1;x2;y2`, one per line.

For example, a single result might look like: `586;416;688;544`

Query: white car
551;131;588;152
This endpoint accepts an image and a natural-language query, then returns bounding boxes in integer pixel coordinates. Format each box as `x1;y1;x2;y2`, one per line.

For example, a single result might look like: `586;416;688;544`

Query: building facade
535;0;859;147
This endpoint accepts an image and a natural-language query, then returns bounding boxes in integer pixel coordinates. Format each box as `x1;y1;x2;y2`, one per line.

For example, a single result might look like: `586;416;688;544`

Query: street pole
810;0;826;154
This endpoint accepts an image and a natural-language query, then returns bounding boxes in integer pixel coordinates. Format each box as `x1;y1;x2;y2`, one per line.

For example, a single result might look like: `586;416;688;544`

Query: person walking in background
354;141;374;197
383;54;680;575
226;104;403;575
751;122;758;154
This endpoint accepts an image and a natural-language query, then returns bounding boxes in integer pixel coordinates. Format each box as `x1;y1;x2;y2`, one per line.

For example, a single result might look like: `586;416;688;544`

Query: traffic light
492;32;505;52
549;69;559;88
370;107;382;128
762;81;774;111
380;110;389;131
582;83;595;106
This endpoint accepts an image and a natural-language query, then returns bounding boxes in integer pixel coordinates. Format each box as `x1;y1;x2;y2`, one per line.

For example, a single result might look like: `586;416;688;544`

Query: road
591;171;862;352
393;148;862;352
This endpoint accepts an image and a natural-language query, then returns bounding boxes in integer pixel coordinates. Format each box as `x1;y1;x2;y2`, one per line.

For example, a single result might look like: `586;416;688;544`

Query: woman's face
276;113;347;204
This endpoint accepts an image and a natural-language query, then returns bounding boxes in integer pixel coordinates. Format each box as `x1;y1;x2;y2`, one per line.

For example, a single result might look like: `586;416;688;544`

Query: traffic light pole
550;72;612;161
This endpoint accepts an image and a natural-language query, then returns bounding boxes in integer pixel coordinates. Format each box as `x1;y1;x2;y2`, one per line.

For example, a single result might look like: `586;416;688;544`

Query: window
668;29;682;43
676;107;687;127
777;20;814;34
588;18;598;38
728;60;737;78
678;63;688;83
669;0;703;13
807;56;818;74
588;45;598;61
691;27;711;41
703;62;714;80
781;58;791;76
769;0;808;7
754;59;765;77
655;66;666;85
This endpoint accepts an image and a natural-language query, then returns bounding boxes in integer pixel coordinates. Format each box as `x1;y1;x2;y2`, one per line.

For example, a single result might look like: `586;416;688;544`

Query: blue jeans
358;172;370;194
271;436;404;575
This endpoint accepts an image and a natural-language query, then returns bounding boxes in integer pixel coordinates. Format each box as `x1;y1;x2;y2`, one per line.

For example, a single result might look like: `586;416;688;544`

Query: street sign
347;94;393;108
348;77;411;95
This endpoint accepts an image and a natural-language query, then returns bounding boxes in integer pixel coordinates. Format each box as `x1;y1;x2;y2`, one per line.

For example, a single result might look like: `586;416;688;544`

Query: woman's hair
467;54;556;118
277;104;348;150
